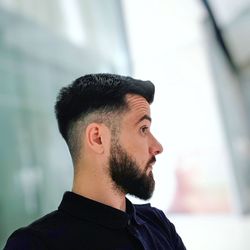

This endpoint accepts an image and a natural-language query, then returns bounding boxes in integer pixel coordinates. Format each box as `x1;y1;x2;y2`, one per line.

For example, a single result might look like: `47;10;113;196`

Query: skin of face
109;94;163;198
119;94;163;171
72;94;164;210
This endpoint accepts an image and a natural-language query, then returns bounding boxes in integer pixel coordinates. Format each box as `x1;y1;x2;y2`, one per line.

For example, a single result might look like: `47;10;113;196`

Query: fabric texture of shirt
4;191;186;250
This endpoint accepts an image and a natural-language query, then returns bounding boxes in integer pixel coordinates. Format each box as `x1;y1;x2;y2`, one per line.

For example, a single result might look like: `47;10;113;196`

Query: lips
148;156;156;165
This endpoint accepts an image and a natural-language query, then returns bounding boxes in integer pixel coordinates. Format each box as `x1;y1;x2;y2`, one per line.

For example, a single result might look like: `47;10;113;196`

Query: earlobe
85;123;104;154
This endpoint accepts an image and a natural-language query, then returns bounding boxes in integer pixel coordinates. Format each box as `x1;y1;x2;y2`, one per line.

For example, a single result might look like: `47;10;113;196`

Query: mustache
146;156;156;167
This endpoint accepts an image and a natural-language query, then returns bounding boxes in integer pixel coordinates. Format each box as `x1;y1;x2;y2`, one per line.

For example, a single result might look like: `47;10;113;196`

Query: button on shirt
4;191;186;250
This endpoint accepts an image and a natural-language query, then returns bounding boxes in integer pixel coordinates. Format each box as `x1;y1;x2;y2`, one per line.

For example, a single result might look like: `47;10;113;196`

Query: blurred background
0;0;250;249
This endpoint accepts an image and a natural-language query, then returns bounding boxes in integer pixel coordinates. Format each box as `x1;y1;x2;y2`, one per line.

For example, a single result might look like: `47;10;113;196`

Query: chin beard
109;141;155;200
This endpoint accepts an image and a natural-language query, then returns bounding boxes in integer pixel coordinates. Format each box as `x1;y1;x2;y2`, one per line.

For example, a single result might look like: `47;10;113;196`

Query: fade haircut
55;73;155;164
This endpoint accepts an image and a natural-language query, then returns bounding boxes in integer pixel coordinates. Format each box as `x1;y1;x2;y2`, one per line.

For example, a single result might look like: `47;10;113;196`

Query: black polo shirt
4;191;186;250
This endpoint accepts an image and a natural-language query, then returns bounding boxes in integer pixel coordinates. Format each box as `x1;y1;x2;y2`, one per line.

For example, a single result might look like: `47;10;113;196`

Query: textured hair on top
54;73;155;163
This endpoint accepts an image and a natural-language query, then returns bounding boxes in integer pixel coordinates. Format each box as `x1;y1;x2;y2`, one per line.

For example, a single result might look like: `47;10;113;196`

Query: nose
149;135;163;156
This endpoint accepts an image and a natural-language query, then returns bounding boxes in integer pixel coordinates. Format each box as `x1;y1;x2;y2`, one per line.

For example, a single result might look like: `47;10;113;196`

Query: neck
72;165;127;211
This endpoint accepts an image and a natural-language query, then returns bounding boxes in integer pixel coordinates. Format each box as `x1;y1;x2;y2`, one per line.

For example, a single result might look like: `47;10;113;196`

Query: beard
109;140;156;200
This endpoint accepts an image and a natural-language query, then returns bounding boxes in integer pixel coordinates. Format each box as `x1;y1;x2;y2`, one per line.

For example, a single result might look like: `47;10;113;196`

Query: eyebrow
136;114;152;125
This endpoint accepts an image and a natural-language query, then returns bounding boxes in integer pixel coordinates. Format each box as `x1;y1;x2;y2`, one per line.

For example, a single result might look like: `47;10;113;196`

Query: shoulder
134;203;166;218
4;227;48;250
134;203;186;250
4;210;61;250
28;210;63;230
134;203;173;231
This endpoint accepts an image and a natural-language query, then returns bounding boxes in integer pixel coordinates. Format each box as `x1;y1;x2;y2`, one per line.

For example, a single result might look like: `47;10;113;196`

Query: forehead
124;94;151;120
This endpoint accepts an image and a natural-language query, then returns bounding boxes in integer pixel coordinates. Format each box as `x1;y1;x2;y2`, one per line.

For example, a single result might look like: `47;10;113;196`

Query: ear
85;123;110;154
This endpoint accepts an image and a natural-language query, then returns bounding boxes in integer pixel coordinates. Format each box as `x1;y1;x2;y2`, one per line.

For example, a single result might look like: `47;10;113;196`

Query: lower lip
146;166;153;173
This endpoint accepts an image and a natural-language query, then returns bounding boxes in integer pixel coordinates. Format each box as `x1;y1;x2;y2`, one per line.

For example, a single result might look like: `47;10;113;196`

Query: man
4;74;186;249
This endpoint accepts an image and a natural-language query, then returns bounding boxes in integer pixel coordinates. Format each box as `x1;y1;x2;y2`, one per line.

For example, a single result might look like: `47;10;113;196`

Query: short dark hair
55;73;155;163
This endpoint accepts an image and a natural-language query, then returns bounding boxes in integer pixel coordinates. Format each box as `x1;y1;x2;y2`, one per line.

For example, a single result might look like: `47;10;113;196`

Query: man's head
55;73;163;199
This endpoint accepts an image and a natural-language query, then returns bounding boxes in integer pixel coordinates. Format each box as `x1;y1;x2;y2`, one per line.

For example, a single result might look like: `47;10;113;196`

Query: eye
140;126;149;135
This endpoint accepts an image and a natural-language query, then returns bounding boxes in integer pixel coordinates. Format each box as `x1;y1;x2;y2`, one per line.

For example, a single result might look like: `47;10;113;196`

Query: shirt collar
58;191;144;229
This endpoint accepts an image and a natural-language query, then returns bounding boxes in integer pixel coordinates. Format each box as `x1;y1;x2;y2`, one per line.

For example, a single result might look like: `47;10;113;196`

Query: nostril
155;142;163;155
149;143;163;156
149;135;163;155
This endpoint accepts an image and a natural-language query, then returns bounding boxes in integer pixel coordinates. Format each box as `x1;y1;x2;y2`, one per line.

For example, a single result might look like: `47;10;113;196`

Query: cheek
119;131;149;162
132;143;149;167
126;138;148;155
